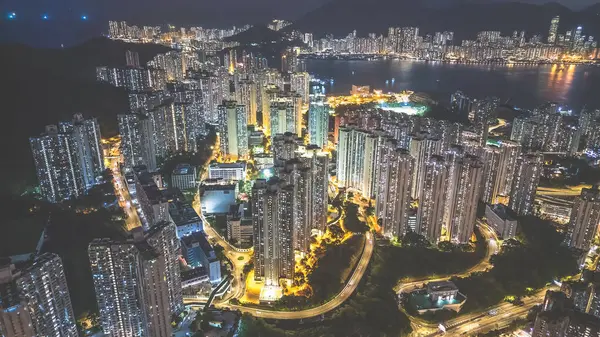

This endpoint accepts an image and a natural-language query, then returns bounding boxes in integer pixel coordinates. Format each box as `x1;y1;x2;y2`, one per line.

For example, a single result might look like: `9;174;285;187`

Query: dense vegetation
239;230;486;337
452;216;578;312
343;203;370;233
276;234;365;310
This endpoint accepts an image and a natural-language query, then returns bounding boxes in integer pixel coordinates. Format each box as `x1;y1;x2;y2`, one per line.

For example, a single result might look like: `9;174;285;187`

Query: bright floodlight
262;168;273;179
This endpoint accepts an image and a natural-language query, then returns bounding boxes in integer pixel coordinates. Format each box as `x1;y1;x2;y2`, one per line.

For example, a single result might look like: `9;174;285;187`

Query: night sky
1;0;598;47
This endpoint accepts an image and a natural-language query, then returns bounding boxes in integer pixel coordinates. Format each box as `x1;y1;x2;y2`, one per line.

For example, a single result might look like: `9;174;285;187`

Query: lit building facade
409;132;443;200
217;100;248;160
308;82;329;148
30;125;85;203
509;153;543;216
252;179;295;286
118;113;158;171
417;155;448;243
375;140;414;238
449;155;484;243
88;223;182;337
564;186;600;251
0;253;78;337
336;127;385;198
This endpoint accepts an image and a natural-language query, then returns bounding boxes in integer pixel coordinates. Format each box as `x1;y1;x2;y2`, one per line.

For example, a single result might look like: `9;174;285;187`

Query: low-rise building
254;154;275;171
226;204;253;246
169;200;203;238
208;162;246;181
171;164;197;190
181;267;209;288
181;232;222;284
199;182;238;215
537;197;573;224
485;204;518;239
406;280;466;314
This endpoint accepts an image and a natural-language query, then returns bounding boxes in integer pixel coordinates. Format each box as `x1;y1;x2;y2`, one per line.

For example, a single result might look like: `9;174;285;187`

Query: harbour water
306;59;600;111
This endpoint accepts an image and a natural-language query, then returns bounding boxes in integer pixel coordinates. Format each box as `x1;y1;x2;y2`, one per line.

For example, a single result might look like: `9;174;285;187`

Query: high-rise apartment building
548;16;560;44
252;179;295;286
118;113;158;171
126;50;141;68
235;79;258;125
30;125;85;203
450;91;473;119
272;132;304;166
495;140;522;201
217;100;248;160
58;113;105;189
89;223;181;337
448;155;484;243
417;155;448;243
308;82;329;148
0;253;78;337
150;101;204;154
409;132;443;200
270;93;302;138
532;290;600;337
473;97;498;146
337;127;386;198
479;145;501;204
509;153;543;216
564;186;600;251
290;72;310;105
279;148;330;252
375;140;414;238
299;148;330;234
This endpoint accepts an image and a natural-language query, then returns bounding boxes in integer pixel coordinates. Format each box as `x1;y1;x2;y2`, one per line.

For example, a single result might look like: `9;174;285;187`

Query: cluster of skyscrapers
304;17;599;62
335;91;541;244
108;20;250;44
531;283;600;337
88;223;182;337
30;113;104;203
0;254;78;336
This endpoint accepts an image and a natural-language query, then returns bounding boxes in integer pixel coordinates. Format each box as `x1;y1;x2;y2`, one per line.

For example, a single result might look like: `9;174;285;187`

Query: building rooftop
426;280;459;293
169;201;201;226
181;267;208;282
200;183;237;191
182;232;217;262
489;204;517;221
209;162;246;169
173;163;195;175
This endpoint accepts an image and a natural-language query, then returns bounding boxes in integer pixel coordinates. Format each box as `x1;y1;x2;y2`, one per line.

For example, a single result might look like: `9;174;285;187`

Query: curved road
396;222;500;332
396;222;499;295
217;231;374;319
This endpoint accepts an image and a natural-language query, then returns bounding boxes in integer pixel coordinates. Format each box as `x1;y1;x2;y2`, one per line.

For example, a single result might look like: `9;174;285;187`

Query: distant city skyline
1;0;600;47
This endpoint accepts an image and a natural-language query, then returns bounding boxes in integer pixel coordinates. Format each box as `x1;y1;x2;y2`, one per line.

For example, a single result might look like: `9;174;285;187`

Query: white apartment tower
509;153;543;216
88;222;182;337
30;125;85;203
375;139;415;238
308;82;329;149
564;186;600;251
0;253;78;337
217;100;249;160
252;179;295;286
449;155;484;243
417;155;448;243
409;131;443;200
